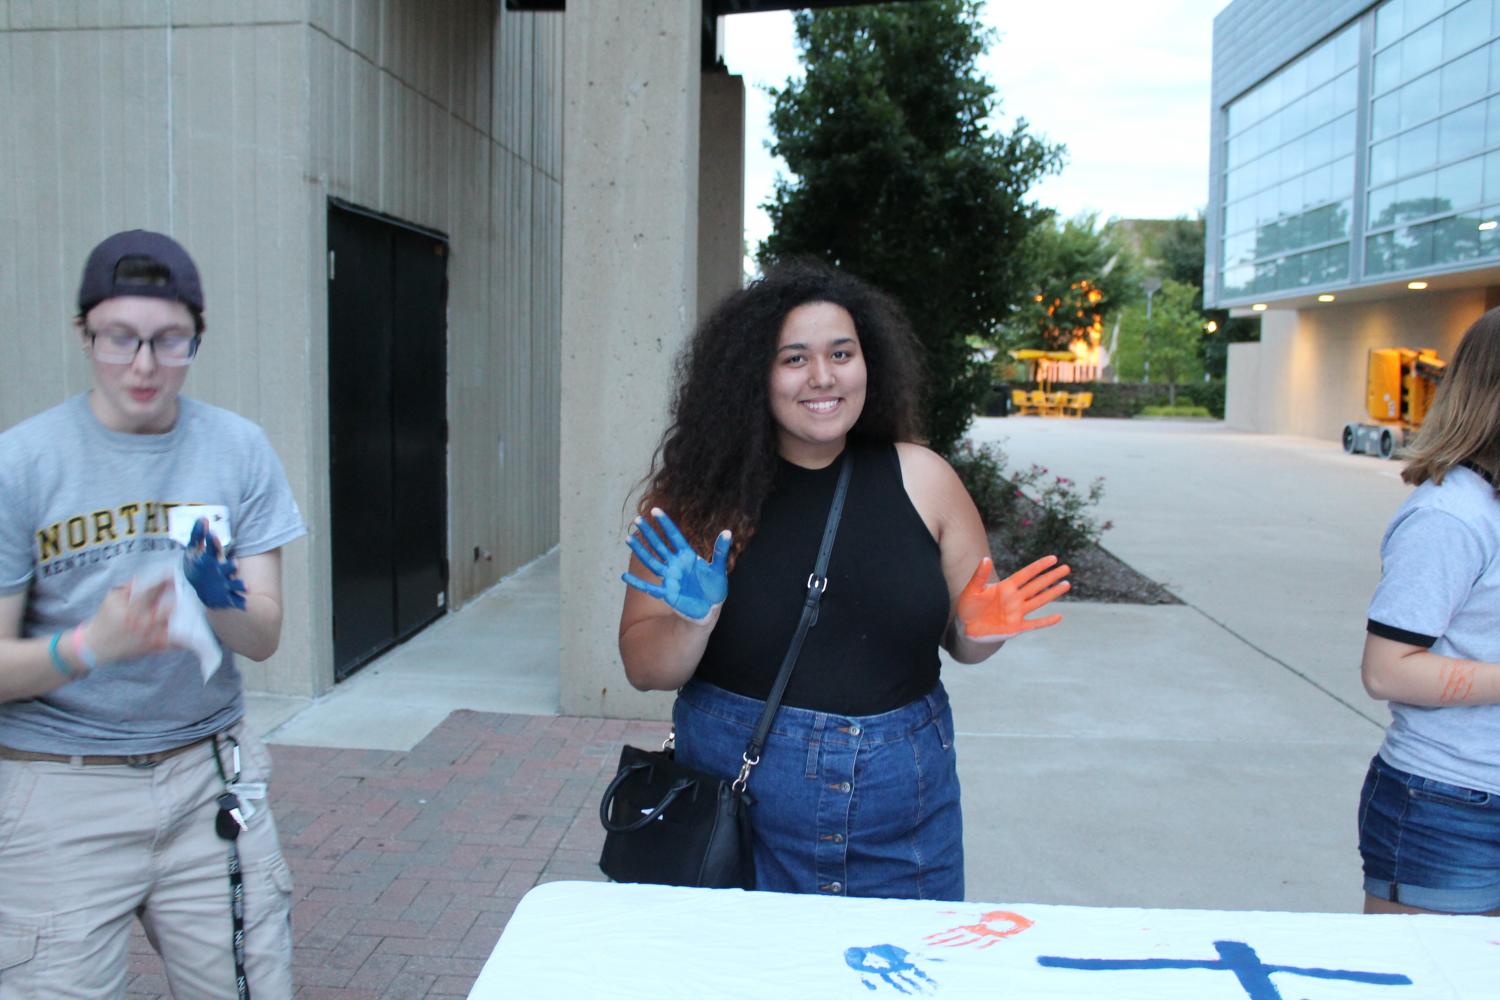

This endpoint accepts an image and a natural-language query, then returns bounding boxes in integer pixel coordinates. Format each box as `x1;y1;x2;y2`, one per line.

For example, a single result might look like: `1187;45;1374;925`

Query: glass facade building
1215;0;1500;305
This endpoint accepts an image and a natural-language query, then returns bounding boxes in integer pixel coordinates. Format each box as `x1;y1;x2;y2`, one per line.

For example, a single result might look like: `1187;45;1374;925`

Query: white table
470;880;1498;998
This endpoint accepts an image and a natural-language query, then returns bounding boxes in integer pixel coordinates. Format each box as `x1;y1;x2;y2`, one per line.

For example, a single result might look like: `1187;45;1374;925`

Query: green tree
1151;214;1258;378
1011;213;1140;352
1110;278;1204;401
761;0;1063;454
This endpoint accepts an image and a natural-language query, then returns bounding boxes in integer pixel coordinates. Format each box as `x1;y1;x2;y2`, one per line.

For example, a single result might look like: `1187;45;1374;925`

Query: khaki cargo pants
0;721;293;999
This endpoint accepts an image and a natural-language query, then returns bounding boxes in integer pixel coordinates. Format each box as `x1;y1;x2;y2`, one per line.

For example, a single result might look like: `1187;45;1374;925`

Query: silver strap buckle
732;752;760;792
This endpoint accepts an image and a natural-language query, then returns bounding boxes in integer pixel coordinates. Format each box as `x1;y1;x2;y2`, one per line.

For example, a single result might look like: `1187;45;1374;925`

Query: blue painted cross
1037;939;1412;999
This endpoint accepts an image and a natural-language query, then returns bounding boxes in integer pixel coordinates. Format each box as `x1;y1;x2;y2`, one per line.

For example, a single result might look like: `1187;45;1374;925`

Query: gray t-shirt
0;393;305;754
1367;463;1500;794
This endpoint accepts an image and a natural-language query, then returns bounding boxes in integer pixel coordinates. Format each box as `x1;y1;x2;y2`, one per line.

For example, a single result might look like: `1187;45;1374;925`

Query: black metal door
327;203;449;680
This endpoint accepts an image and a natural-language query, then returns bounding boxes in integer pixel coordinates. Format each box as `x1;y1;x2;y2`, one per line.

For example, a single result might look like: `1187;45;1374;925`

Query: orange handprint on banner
924;909;1035;950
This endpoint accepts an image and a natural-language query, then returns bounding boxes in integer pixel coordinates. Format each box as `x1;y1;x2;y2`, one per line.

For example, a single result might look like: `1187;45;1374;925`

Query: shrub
946;440;1110;566
948;440;1019;527
1003;464;1110;565
1140;404;1212;417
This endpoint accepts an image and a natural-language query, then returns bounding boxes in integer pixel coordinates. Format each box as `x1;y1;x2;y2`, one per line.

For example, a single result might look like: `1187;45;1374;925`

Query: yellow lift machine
1342;348;1445;459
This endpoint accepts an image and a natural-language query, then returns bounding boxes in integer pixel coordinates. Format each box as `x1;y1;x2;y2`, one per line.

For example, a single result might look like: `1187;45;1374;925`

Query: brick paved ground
125;711;663;999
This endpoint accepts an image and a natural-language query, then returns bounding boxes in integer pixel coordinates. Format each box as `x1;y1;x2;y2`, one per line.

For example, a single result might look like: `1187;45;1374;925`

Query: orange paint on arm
1439;663;1477;703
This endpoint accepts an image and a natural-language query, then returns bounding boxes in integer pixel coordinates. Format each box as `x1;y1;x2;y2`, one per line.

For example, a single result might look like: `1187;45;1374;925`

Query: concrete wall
697;70;745;318
0;1;564;698
1223;290;1489;438
559;0;701;720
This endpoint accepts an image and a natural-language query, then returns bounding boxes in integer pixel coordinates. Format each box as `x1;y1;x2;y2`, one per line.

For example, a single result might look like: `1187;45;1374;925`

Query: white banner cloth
470;881;1497;999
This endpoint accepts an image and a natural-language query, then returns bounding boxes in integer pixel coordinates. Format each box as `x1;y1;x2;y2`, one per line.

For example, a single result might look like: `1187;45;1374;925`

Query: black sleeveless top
694;439;951;715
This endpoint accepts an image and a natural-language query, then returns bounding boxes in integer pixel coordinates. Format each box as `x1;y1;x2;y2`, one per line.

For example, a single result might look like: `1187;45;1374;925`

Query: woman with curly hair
618;259;1069;900
1358;307;1500;916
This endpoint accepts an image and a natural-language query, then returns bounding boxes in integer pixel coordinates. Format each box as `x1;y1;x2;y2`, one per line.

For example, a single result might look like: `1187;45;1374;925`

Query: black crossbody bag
598;452;854;889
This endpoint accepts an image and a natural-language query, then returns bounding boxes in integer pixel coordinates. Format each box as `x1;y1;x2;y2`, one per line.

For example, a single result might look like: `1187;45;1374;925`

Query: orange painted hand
956;555;1070;641
924;909;1034;950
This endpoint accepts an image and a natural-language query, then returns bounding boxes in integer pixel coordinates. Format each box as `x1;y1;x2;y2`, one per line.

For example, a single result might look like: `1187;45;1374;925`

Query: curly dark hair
638;258;927;558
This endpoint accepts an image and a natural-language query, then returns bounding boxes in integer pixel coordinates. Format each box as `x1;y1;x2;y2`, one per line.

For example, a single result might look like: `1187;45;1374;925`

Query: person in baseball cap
0;230;305;996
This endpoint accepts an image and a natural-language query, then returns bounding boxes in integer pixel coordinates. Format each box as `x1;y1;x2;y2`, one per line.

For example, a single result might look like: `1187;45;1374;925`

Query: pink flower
1020;518;1032;527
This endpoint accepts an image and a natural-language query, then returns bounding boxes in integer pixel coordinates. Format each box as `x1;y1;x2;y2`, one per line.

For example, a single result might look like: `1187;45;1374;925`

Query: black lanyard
212;734;251;1000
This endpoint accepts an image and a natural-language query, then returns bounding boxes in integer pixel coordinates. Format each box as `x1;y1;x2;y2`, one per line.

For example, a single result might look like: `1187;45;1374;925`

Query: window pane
1334;68;1359;113
1307;37;1336;87
1305;162;1334;206
1486;149;1500;200
1280;96;1307;142
1378;0;1406;50
1305;122;1334;166
1374;47;1403;95
1444;0;1491;60
1436;155;1484;208
1332;154;1357;198
1367;231;1398;273
1440;47;1487;111
1333;111;1356;154
1279;178;1303;217
1305;79;1334;125
1396;221;1436;269
1258;150;1280;192
1435;211;1483;262
1281;139;1306;178
1371;137;1400;186
1283;58;1308;102
1400;71;1440;130
1337;22;1360;68
1370;183;1400;227
1406;20;1445;77
1408;0;1446;32
1398;120;1440;175
1396;171;1440;220
1373;92;1401;139
1489;94;1500;145
1256;187;1279;226
1440;102;1487;158
1222;264;1253;298
1332;199;1354;239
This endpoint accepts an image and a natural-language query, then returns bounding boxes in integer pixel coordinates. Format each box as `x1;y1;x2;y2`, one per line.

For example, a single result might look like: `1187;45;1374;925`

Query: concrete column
697;70;746;318
559;0;701;719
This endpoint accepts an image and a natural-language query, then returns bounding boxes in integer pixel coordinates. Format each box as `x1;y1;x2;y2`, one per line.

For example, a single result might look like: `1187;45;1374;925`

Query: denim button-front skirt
672;678;964;900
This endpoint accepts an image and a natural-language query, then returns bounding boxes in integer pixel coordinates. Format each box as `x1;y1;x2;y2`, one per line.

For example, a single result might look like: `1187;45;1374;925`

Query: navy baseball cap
76;229;204;317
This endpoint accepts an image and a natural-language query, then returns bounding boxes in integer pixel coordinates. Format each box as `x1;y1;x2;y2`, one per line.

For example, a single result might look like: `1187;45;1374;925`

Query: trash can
987;382;1011;417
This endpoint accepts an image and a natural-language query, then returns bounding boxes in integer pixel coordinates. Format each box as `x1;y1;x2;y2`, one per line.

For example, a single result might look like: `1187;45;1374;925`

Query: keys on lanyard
216;791;248;840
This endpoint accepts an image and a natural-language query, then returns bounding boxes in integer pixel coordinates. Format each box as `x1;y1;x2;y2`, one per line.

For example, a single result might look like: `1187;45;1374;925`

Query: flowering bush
1003;464;1110;565
947;441;1110;565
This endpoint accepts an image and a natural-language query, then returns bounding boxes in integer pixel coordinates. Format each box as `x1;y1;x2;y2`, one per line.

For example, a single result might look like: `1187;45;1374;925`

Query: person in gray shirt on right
1359;306;1500;917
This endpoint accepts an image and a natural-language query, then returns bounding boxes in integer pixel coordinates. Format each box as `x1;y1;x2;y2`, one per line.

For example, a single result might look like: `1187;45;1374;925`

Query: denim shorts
1357;753;1500;914
673;679;964;900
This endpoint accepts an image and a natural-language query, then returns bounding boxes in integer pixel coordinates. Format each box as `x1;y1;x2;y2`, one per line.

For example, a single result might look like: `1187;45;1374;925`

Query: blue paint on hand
1037;939;1412;999
184;518;248;610
621;510;730;620
844;944;937;995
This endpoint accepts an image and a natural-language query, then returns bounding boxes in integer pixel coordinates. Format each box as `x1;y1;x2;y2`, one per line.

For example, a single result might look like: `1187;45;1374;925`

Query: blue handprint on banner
844;944;938;994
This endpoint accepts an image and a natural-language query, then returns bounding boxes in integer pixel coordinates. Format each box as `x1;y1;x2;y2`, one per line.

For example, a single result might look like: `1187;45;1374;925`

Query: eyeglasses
88;327;201;366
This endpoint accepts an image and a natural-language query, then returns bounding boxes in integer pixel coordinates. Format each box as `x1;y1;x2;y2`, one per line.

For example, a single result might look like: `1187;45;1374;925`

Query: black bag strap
734;449;854;790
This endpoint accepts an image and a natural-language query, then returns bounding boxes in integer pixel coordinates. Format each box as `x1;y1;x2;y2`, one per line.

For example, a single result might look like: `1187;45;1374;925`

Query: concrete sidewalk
125;417;1410;998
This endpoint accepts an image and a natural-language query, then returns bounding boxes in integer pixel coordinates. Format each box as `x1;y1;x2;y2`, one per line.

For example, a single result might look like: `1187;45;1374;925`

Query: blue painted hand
844;944;937;995
184;517;248;610
622;509;730;621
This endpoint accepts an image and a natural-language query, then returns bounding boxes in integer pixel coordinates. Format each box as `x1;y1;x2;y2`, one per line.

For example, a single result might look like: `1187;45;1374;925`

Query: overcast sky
723;0;1235;255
